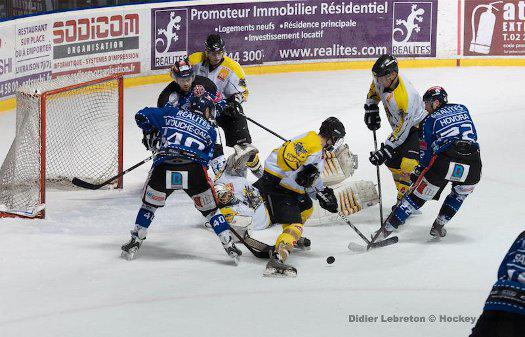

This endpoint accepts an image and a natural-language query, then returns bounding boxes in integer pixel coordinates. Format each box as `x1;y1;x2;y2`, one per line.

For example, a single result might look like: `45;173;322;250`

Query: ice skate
295;237;311;251
372;222;395;242
219;231;242;265
430;221;447;238
263;252;297;277
121;229;146;261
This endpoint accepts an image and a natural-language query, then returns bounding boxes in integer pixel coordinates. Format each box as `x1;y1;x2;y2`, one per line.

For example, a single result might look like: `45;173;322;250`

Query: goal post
0;73;124;219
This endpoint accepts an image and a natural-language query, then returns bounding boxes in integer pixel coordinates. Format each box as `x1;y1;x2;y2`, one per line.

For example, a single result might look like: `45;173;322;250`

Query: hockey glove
142;130;159;151
316;187;338;213
221;99;244;117
364;104;381;131
410;165;424;186
369;143;393;166
296;164;319;188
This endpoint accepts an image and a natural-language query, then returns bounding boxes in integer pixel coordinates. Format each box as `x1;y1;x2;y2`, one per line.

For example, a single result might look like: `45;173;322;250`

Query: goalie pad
321;144;358;186
306;180;379;226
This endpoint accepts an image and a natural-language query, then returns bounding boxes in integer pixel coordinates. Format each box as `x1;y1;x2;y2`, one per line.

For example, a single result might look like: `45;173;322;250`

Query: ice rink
1;66;524;337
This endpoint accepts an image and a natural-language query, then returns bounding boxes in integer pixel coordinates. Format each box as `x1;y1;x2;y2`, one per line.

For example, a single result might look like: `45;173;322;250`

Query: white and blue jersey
484;231;525;315
419;104;479;167
136;106;217;167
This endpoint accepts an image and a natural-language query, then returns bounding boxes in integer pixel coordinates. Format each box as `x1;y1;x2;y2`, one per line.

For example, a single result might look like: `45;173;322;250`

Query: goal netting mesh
0;73;123;218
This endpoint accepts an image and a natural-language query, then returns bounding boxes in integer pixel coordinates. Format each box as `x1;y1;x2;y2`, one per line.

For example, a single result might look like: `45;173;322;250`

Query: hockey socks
209;213;242;263
388;195;422;228
135;204;157;229
437;190;467;225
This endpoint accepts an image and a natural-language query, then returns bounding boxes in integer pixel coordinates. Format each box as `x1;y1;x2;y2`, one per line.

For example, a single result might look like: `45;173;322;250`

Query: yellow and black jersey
366;73;426;149
189;52;249;102
264;131;324;194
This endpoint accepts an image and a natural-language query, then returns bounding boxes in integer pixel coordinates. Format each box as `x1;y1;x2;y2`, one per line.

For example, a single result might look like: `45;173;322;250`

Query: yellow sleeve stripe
189;52;204;65
393;77;409;114
392;77;409;138
222;57;246;80
367;81;380;101
279;182;305;194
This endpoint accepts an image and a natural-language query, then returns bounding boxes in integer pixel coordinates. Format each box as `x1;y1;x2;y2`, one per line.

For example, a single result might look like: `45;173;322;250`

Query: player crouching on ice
375;86;482;241
254;117;345;277
121;91;242;263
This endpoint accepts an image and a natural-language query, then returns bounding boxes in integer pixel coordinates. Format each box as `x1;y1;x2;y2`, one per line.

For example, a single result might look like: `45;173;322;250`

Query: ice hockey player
157;58;222;109
189;34;262;178
364;54;426;201
375;86;482;240
121;92;242;263
213;153;271;238
254;117;345;277
469;230;525;337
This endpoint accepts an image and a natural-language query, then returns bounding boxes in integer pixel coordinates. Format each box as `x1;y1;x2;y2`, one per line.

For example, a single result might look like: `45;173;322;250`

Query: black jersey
157;75;221;108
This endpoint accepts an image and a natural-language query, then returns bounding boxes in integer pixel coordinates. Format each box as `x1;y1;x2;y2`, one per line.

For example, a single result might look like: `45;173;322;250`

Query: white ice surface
0;67;524;337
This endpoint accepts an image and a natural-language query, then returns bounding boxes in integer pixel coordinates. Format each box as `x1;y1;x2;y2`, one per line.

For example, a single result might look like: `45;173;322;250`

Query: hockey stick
339;214;398;249
367;155;437;249
72;155;154;190
244;115;287;142
373;130;384;225
229;227;273;259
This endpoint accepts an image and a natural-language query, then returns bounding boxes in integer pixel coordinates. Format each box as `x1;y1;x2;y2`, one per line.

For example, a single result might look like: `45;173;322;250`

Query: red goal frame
0;74;124;219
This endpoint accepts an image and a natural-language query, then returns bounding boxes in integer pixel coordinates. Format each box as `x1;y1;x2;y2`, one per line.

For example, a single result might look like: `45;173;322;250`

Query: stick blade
367;236;399;250
71;177;101;190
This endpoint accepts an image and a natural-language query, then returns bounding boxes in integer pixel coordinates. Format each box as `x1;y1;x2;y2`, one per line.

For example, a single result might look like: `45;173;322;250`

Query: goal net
0;73;123;219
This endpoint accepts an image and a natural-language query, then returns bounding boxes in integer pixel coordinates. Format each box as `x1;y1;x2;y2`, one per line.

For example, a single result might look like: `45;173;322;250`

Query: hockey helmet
205;34;225;52
319;117;346;149
372;54;398;78
170;58;194;80
189;94;214;118
423;86;448;105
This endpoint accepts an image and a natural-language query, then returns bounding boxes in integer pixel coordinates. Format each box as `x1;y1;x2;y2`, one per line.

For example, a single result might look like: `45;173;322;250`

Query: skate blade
294;245;311;252
263;267;297;278
230;255;240;266
120;251;135;261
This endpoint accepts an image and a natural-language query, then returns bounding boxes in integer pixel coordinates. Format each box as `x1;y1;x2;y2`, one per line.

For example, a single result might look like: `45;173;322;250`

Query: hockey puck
326;256;335;264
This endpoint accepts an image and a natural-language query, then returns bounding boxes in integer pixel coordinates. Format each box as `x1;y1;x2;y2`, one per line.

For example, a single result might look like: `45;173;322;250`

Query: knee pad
453;184;477;196
276;223;303;247
143;185;166;207
192;188;218;216
413;177;441;201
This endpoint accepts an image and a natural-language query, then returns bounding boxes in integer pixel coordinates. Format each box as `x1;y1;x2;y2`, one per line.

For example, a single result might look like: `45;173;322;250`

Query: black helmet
372;54;398;77
319;117;346;148
205;34;225;52
423;86;448;105
189;94;213;117
170;58;194;80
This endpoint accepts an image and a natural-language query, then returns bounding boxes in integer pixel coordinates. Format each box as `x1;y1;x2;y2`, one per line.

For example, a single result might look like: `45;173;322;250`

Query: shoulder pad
189;52;205;65
222;56;246;79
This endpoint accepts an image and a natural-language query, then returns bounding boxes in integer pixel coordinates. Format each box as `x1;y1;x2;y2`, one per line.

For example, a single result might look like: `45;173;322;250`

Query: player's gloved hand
221;100;243;117
410;165;424;185
316;187;338;213
295;164;320;188
364;104;381;131
369;143;393;166
142;130;159;151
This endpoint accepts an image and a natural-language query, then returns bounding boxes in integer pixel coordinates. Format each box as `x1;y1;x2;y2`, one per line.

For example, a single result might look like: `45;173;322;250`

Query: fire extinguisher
469;1;502;54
